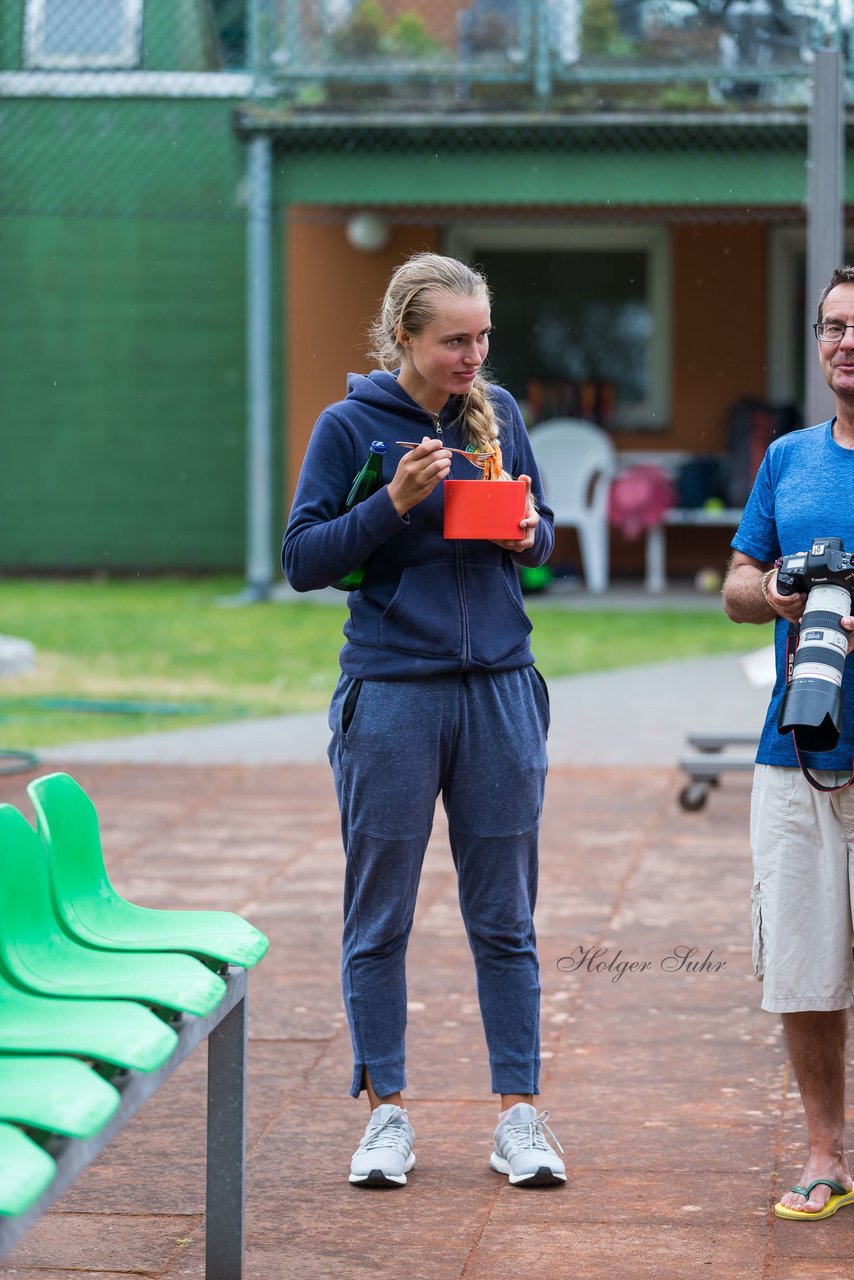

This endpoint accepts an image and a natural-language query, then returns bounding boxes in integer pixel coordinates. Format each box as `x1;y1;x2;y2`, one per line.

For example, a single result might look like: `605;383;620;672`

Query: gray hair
817;265;854;324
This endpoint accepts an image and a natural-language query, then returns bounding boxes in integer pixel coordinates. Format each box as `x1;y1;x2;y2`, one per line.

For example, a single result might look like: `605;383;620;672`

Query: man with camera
723;264;854;1221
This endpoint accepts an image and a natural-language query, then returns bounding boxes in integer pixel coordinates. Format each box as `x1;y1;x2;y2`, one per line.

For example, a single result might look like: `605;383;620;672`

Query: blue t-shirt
731;420;854;769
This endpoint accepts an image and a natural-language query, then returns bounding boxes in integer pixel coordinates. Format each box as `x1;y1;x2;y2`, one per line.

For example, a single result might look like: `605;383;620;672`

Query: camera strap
785;623;854;793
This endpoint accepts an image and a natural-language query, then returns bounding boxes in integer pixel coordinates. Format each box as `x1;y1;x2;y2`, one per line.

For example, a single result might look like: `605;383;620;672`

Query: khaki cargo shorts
750;764;854;1013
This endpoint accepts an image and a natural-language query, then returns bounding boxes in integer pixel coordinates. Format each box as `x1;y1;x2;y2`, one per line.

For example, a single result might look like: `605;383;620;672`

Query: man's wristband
760;568;777;612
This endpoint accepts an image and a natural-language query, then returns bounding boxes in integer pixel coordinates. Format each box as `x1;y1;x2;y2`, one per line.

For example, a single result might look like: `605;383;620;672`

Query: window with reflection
448;226;670;430
24;0;144;69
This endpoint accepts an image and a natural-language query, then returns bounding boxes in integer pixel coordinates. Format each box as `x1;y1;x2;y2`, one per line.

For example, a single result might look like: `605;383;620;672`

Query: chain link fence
1;1;849;223
1;2;256;572
0;0;851;572
2;1;250;222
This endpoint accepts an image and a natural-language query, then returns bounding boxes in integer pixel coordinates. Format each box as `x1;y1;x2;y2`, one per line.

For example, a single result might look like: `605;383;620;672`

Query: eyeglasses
814;321;854;343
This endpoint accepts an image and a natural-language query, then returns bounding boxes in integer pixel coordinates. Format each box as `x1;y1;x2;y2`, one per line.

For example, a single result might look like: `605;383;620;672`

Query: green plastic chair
0;1056;119;1137
0;974;177;1072
29;773;269;969
0;805;226;1017
0;1122;56;1217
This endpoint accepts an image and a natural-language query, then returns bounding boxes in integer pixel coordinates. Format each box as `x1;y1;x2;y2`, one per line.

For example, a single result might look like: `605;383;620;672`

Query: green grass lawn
0;577;771;749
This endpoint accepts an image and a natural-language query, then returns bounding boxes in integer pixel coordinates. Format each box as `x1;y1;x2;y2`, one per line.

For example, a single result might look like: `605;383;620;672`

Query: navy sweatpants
327;666;549;1099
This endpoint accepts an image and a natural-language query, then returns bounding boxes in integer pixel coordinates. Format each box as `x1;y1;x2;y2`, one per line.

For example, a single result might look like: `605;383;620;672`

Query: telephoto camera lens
778;584;851;752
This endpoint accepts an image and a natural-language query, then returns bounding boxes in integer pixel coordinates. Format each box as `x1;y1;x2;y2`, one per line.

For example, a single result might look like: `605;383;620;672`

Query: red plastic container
443;478;528;540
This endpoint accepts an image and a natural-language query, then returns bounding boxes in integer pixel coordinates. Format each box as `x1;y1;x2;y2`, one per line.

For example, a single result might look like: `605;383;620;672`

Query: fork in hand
395;441;489;469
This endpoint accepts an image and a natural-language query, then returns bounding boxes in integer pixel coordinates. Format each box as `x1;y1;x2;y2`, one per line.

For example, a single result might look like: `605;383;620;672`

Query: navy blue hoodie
282;371;555;680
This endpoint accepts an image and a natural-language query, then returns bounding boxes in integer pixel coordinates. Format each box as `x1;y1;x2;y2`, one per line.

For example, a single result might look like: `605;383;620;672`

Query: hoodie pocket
379;564;463;657
466;564;533;665
377;560;533;664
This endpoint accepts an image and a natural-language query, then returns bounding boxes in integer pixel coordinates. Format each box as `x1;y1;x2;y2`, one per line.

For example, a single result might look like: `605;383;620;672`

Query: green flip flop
775;1177;854;1221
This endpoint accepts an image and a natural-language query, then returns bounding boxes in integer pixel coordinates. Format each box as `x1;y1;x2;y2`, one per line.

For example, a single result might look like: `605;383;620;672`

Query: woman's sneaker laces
490;1103;567;1187
349;1104;416;1188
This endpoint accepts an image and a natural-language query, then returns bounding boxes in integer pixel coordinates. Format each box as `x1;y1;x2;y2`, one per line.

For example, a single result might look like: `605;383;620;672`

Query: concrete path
1;737;851;1279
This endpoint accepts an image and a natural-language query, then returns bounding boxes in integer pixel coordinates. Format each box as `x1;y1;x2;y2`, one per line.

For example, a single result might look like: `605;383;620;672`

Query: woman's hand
841;614;854;653
387;437;452;517
491;474;540;553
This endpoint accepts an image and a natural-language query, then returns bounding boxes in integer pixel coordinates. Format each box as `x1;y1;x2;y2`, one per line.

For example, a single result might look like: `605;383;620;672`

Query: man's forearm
722;563;776;624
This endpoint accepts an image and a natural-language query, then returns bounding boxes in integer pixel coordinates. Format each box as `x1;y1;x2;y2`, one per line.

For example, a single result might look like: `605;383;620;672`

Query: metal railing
1;2;847;110
251;0;850;108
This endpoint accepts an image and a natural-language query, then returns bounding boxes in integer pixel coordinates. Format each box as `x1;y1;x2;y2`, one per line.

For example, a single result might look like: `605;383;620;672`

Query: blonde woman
283;252;564;1189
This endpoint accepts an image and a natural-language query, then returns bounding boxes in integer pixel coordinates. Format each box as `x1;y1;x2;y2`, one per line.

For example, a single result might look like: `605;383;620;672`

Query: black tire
679;782;708;812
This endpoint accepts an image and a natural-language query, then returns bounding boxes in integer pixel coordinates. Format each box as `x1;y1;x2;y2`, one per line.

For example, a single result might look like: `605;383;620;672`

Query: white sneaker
349;1104;415;1188
490;1103;566;1187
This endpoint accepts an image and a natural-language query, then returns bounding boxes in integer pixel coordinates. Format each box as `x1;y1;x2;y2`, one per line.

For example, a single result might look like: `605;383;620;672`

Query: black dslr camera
777;538;854;752
776;537;854;599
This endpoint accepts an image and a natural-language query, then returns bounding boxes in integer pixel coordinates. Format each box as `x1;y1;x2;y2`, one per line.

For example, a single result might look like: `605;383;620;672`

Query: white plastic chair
527;419;616;594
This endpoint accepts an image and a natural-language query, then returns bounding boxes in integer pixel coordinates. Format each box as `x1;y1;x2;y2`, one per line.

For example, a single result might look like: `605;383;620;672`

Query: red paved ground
0;760;851;1280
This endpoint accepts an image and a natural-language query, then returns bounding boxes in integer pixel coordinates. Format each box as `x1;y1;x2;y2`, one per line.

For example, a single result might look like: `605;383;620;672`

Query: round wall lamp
345;213;391;253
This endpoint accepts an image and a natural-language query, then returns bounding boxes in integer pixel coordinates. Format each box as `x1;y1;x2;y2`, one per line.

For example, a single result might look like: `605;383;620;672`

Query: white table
645;508;744;593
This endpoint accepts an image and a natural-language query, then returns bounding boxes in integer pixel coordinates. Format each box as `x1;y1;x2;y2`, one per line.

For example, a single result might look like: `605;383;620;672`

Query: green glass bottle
333;440;387;591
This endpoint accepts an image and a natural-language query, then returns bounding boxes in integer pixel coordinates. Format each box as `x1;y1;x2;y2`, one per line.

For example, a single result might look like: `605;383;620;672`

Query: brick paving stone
767;1270;854;1280
0;759;852;1279
3;1212;200;1273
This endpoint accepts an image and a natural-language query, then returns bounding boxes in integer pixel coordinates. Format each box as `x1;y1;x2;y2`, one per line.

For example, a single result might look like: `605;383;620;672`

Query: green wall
275;144;815;206
270;122;854;209
0;1;24;71
1;98;259;572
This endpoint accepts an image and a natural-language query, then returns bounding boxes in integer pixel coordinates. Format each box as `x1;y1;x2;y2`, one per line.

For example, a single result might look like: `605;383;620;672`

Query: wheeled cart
677;730;759;811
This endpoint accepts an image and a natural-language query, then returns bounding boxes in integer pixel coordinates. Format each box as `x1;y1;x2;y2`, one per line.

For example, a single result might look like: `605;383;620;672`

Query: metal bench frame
645;507;744;593
0;965;249;1278
678;730;759;810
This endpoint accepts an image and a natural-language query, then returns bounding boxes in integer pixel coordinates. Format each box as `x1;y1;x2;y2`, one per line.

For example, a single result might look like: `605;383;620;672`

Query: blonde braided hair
368;252;499;452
